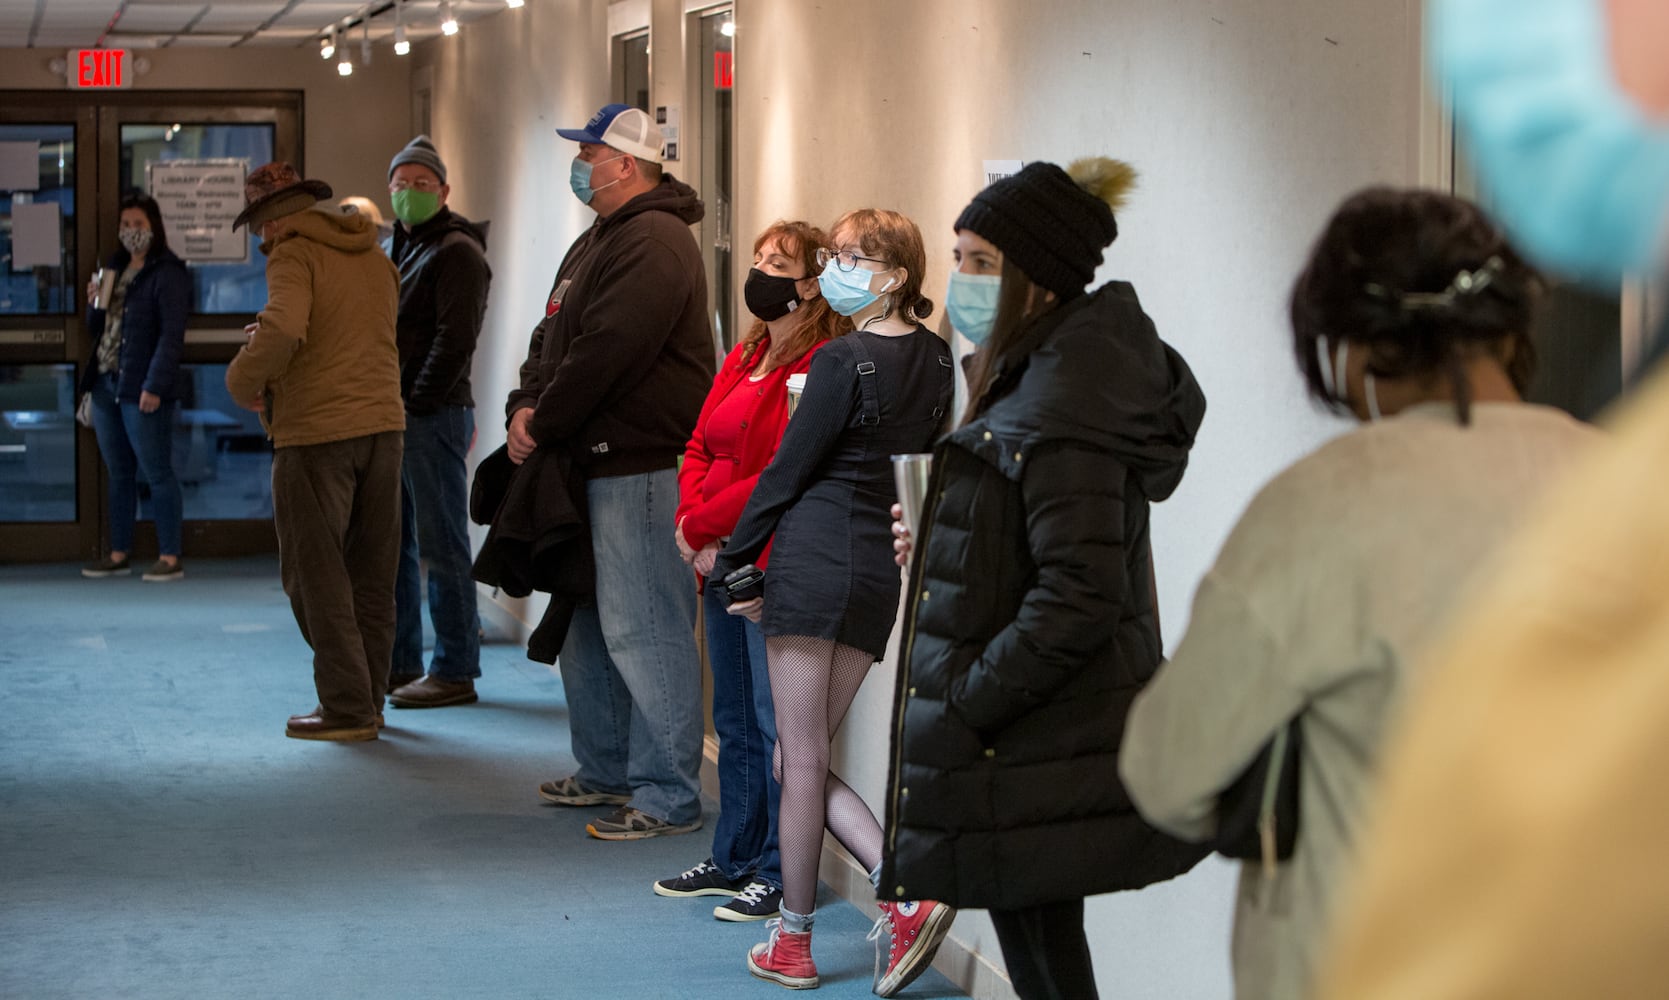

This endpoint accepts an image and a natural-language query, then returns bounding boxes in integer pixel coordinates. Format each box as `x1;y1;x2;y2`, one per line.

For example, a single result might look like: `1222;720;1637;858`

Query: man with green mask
383;135;493;709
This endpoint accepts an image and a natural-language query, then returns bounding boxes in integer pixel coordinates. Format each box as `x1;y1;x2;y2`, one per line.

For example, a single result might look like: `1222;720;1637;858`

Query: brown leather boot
388;675;478;708
285;710;378;742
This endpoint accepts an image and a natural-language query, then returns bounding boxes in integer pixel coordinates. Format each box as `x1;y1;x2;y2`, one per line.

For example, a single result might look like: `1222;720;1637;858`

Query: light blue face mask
569;154;625;206
945;271;1002;345
818;261;894;317
1435;0;1669;280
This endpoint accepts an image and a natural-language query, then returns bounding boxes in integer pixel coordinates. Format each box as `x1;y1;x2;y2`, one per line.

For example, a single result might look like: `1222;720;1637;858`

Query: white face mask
1316;336;1381;421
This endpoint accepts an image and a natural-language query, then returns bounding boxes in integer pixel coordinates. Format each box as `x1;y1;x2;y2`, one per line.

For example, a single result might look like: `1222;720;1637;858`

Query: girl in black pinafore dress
711;209;956;995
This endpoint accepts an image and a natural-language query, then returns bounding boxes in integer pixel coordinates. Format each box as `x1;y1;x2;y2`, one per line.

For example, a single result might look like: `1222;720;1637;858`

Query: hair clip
1366;255;1505;312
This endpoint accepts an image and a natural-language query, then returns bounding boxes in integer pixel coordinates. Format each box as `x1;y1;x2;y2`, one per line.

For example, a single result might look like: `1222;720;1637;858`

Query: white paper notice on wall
982;160;1024;186
11;200;62;270
656;105;681;162
146;158;250;263
0;141;40;191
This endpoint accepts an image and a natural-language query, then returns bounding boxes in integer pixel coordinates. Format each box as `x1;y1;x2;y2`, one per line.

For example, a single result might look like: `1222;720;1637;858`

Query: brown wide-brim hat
233;161;333;230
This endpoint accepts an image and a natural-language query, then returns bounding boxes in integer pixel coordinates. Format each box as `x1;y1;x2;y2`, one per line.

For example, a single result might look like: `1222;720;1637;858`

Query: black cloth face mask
745;267;804;322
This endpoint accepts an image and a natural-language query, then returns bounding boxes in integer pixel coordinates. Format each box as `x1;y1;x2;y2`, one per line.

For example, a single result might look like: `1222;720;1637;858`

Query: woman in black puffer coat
880;159;1209;1000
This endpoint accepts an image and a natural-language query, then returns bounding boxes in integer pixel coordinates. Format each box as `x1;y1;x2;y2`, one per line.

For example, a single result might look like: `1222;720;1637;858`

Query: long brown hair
828;208;935;327
740;220;851;372
960;256;1059;425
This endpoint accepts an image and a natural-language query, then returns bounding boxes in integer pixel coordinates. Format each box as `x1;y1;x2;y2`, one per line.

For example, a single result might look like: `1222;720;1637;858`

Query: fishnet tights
766;634;884;916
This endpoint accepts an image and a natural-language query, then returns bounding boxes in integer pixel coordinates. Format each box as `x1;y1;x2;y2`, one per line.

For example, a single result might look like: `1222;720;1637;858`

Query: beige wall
0;46;411;214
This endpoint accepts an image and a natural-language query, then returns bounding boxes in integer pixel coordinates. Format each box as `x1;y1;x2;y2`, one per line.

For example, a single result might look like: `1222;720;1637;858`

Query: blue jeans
89;372;182;556
394;406;481;681
560;468;703;825
706;584;782;888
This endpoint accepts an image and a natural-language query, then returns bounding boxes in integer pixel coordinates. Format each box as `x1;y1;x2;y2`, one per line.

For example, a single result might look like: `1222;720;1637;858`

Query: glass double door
0;91;301;563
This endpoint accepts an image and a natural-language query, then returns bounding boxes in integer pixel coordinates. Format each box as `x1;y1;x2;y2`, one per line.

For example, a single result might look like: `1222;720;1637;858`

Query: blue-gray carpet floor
0;557;965;1000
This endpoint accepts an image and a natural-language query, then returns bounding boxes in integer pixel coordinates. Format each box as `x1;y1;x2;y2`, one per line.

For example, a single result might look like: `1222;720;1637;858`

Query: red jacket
677;335;830;568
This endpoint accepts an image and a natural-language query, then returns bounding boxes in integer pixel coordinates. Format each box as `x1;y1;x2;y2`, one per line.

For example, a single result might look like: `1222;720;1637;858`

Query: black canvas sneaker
653;858;749;898
714;879;782;921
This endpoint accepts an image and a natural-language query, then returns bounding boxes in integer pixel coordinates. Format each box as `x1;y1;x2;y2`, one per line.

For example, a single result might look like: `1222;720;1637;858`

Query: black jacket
470;444;594;664
80;247;192;401
880;282;1210;910
507;176;715;478
387;207;491;414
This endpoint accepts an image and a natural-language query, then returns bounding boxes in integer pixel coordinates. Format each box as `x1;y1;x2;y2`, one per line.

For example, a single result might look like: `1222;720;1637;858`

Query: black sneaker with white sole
715;879;782;921
653;858;749;898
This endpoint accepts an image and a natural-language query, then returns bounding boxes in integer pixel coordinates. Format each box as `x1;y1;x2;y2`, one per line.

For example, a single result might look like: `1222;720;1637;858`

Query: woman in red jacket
654;220;849;922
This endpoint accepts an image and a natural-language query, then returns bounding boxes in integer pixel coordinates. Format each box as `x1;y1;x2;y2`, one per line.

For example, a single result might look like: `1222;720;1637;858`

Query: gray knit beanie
389;135;447;184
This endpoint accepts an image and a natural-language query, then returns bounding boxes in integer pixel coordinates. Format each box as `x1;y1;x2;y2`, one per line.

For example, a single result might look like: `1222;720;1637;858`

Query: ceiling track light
320;31;335;59
440;0;459;36
506;0;525;8
393;0;410;54
360;19;372;66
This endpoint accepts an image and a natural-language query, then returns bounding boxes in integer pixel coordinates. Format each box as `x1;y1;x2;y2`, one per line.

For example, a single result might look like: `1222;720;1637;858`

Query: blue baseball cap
556;103;664;163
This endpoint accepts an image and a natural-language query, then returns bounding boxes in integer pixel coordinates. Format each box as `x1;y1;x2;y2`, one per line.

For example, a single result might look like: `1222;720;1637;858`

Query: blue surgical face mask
945;271;1002;345
569;154;625;206
1435;0;1669;280
818;261;894;317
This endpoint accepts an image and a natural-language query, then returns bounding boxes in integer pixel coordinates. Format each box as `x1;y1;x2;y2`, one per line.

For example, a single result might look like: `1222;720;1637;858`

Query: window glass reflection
0;364;77;522
0;125;77;316
120;124;275;314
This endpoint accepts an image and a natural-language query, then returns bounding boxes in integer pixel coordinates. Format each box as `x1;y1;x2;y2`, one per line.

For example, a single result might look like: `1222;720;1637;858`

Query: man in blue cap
507;104;714;840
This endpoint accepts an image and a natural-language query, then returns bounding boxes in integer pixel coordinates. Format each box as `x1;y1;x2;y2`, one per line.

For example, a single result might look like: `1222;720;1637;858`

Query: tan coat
1316;365;1669;1000
1121;402;1599;1000
227;205;404;448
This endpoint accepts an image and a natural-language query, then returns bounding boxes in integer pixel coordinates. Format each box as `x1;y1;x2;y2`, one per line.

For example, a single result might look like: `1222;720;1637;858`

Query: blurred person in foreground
1120;187;1601;999
1315;2;1669;997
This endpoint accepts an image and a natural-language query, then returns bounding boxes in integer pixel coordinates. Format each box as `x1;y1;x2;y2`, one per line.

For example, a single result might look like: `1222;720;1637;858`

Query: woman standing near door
80;193;191;581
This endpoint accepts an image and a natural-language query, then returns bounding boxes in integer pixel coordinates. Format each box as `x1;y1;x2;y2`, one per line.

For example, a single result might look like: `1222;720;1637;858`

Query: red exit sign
68;49;134;89
713;51;733;90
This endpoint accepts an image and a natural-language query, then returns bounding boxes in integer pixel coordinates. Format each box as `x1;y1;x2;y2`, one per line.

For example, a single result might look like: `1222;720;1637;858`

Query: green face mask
391;188;441;226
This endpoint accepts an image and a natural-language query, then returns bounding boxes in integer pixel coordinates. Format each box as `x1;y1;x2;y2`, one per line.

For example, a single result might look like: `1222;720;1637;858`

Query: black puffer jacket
880;282;1209;910
387;207;491;414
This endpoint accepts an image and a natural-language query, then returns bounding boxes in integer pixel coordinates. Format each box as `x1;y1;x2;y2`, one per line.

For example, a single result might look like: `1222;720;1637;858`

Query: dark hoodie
387;206;492;414
879;281;1210;912
507;176;715;477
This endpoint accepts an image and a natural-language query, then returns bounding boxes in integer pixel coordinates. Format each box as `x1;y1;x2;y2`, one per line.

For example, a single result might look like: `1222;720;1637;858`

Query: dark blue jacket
80;246;192;401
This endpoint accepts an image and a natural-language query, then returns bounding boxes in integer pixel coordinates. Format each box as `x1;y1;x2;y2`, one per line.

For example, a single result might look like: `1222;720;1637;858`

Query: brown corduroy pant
271;430;403;727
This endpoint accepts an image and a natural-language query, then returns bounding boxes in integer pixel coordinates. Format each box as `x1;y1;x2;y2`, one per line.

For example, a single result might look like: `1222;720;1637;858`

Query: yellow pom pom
1066;157;1137;212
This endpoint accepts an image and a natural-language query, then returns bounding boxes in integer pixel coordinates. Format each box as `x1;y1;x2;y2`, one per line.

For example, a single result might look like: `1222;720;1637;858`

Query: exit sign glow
69;49;134;89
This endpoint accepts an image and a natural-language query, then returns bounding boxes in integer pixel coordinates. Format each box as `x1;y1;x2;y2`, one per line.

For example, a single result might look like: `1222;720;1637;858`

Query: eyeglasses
389;178;442;193
816;247;889;272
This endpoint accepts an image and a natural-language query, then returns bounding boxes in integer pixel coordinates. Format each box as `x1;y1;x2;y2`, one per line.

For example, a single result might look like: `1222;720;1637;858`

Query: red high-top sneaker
869;900;956;997
748;918;819;990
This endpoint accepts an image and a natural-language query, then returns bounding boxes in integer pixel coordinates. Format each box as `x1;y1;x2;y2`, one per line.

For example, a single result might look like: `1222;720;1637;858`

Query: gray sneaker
537;775;631;807
585;805;702;841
